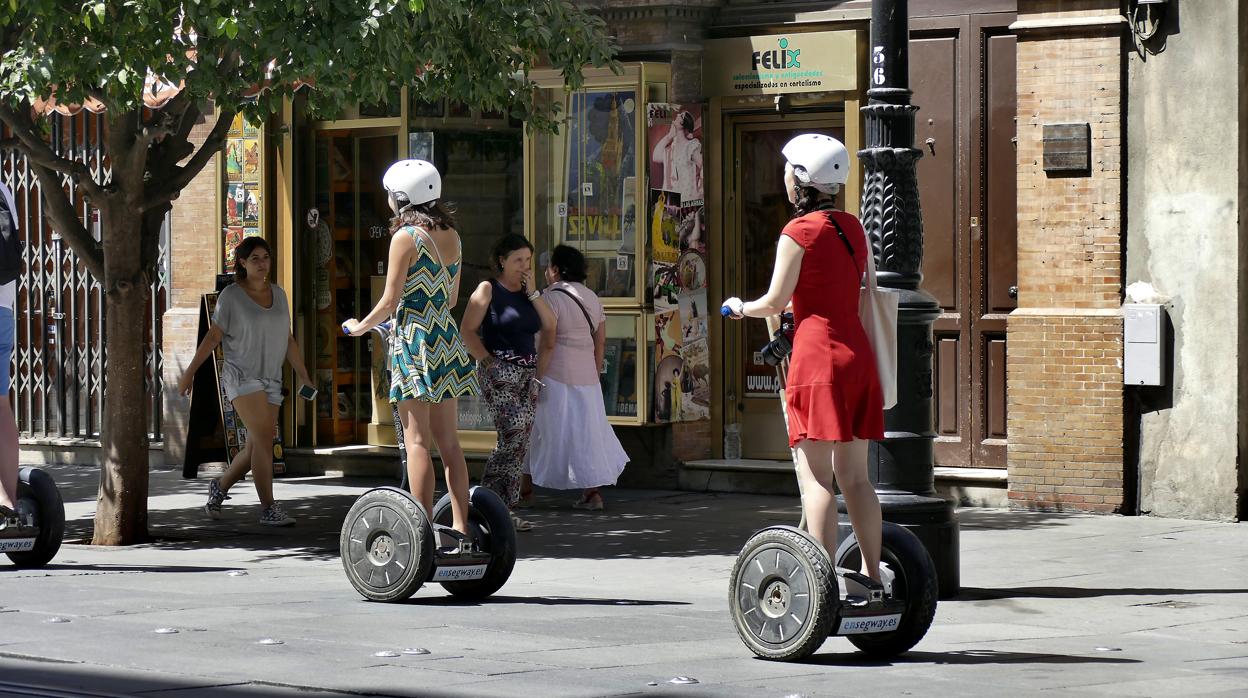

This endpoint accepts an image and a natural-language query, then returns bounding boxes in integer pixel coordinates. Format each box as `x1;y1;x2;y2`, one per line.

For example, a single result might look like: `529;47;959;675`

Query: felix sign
703;31;860;97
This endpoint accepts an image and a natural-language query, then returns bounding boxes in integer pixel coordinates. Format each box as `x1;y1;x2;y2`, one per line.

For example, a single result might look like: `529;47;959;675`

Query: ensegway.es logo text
752;37;801;71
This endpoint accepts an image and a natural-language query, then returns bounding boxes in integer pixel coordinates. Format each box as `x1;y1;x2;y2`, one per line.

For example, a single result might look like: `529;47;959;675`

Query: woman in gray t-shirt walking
177;237;312;526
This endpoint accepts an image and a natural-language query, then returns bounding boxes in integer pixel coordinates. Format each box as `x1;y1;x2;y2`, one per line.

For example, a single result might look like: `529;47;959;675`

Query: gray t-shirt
213;282;290;384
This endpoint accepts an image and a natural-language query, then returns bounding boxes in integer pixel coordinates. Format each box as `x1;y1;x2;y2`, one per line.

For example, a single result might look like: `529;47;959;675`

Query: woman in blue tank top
461;234;556;531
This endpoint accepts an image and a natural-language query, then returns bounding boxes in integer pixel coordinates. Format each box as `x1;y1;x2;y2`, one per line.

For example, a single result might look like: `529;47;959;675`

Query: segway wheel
340;487;434;602
6;467;65;568
729;526;835;661
834;521;938;658
430;486;516;599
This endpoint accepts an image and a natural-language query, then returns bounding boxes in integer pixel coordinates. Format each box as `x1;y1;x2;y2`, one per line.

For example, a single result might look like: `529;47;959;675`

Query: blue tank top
481;278;541;366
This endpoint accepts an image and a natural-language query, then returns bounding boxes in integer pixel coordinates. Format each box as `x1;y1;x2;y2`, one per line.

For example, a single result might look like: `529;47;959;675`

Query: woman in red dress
722;134;885;584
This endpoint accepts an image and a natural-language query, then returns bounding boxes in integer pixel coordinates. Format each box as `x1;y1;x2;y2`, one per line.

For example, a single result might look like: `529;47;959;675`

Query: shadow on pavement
9;563;242;574
806;648;1142;666
954;586;1248;601
45;464;1115;564
395;594;688;608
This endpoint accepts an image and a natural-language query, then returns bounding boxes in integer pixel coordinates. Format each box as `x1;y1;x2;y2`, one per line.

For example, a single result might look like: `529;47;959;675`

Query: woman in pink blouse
524;245;629;510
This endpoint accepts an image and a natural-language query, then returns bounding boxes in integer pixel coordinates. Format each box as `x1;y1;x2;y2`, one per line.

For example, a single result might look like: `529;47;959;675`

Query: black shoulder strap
824;212;862;277
550;287;596;333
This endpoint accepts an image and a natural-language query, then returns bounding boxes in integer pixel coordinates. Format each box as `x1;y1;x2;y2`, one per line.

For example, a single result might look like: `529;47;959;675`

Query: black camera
759;313;796;367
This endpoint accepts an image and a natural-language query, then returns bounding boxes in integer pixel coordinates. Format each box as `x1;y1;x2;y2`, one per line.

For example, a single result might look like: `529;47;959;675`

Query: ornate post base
853;139;961;599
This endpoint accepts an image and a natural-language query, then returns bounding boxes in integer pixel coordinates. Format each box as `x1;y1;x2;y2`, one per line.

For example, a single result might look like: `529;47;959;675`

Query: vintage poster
679;337;711;421
223;226;244;267
243;183;262;224
651;262;679;312
647;102;706;257
649;103;710;423
618;176;637;255
652;352;684;424
678;289;709;344
565;91;637;251
649;189;681;264
225;141;244;181
223;115;263;270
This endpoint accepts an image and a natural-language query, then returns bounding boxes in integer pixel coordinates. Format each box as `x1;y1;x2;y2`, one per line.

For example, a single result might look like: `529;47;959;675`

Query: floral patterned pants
480;359;537;508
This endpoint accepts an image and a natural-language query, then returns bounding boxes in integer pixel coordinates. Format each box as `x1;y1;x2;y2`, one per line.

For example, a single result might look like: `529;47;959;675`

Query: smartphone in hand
297;384;317;401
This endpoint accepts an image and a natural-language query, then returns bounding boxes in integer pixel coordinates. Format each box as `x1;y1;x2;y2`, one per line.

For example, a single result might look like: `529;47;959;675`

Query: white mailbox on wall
1123;303;1165;386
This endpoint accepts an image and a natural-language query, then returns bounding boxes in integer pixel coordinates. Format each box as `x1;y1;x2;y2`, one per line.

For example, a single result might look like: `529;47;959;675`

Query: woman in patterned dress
344;160;476;536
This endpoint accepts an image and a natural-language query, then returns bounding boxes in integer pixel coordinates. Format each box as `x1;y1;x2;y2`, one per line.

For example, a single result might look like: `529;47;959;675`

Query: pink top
542;281;606;386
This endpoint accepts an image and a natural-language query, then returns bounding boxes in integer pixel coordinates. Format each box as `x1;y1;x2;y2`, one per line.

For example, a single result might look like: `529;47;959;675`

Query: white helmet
382;159;441;211
781;134;850;193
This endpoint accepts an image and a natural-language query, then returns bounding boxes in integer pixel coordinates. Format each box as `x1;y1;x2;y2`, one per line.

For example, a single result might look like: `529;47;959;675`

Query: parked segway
1;466;65;568
722;306;937;661
338;321;517;602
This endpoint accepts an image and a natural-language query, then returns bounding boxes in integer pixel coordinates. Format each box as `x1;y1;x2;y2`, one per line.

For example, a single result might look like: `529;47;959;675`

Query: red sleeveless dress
780;210;885;446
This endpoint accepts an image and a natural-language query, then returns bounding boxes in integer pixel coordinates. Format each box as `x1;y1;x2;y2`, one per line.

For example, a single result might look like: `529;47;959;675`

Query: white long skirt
526;377;629;490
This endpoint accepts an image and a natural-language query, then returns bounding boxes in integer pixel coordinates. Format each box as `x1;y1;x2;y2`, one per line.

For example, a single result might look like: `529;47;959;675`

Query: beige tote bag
859;242;899;410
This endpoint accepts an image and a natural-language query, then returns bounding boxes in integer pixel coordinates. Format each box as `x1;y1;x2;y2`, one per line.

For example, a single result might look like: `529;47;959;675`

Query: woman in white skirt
525;245;629;509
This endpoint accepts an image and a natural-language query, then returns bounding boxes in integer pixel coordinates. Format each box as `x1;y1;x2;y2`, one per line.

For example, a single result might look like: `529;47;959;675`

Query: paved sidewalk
1;464;1247;697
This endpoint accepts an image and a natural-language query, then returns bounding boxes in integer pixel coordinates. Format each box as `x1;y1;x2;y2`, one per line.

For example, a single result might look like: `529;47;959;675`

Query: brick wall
1008;1;1126;512
161;119;221;466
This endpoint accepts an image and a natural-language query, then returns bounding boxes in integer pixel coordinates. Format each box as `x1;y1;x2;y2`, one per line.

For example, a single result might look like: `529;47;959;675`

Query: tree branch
143;106;234;209
0;103;110;204
28;163;106;281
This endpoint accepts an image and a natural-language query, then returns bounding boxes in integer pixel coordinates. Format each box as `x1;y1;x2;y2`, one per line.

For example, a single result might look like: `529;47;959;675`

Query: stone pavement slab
1;464;1247;696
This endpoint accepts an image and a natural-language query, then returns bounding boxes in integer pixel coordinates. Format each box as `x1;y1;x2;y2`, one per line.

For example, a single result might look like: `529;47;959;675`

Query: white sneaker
259;501;296;527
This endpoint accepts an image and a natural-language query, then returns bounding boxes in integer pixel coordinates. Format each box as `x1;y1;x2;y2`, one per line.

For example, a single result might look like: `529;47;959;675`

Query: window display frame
526;64;672;426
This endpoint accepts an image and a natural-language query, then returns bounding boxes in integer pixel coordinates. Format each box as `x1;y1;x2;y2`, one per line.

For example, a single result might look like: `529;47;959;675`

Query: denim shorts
0;306;13;395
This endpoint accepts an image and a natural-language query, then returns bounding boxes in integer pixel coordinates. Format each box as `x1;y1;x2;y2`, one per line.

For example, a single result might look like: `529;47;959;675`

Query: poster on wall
564;91;637;251
222;114;263;270
648;103;709;423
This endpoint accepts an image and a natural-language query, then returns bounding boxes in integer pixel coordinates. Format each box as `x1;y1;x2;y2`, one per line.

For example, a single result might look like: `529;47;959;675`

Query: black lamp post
841;0;960;598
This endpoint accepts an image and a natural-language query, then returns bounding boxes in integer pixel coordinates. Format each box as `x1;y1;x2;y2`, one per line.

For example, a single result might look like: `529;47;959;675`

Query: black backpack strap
549;287;596;334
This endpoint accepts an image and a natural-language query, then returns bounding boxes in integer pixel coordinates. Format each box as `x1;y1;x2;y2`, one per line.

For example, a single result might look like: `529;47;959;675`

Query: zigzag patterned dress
389;226;477;403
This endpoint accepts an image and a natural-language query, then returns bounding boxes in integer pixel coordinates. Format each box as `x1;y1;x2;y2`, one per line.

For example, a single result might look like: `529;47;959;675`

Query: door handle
925;137;936;156
1008;286;1018;299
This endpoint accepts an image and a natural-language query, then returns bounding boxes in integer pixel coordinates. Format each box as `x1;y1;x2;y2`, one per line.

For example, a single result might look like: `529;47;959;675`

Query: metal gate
1;112;170;442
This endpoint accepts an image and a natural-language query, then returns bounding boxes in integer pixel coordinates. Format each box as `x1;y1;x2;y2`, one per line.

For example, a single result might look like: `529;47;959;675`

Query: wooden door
725;113;842;461
911;13;1017;468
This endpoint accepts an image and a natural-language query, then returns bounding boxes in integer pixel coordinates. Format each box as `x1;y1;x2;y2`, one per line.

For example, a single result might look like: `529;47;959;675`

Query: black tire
340;487;434;602
6;467;64;568
834;521;938;658
729;526;836;661
430;486;516;599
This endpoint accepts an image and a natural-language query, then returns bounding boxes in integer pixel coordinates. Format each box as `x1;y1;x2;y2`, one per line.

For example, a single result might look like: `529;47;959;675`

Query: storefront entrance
304;128;399;446
723;112;844;461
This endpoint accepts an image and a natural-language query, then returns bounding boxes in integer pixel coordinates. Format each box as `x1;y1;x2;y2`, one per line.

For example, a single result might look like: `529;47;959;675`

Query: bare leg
230;392;280;506
218;439;253;491
832;439;881;583
794;439;882;582
428;398;470;536
396;399;436;518
0;396;18;511
794;439;839;555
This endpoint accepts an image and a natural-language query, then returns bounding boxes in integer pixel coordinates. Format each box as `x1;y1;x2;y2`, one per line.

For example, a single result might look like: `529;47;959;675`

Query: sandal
510;513;534;532
572;495;604;511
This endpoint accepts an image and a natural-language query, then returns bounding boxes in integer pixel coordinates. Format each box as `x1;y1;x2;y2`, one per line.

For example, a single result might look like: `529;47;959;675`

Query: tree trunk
91;219;151;546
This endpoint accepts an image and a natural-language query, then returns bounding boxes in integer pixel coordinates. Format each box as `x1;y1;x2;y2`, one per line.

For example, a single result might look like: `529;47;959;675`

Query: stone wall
1126;1;1244;520
1007;0;1126;513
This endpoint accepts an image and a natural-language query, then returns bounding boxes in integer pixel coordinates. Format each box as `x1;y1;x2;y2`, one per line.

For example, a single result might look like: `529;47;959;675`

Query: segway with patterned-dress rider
338;159;515;602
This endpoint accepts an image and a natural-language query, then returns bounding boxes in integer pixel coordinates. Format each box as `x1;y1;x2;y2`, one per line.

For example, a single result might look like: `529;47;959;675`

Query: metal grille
1;112;169;441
